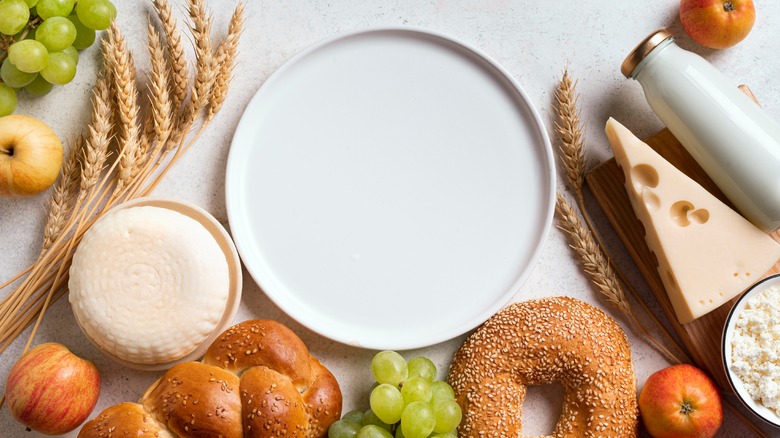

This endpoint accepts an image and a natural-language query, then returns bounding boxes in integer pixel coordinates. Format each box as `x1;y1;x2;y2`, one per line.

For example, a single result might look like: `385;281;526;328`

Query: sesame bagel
448;297;638;437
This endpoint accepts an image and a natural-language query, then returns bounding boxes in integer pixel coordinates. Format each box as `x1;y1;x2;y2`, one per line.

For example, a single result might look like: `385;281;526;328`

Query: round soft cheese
69;205;230;364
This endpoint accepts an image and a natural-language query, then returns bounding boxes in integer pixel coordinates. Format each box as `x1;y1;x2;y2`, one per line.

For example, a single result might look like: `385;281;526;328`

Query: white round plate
226;27;555;350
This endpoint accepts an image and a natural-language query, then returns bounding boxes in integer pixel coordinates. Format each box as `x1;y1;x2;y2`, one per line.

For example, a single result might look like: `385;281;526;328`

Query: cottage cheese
69;206;229;364
730;284;780;415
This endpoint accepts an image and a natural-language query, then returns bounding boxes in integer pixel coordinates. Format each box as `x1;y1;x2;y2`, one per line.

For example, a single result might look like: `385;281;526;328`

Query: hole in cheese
689;208;709;224
631;163;659;191
642;187;660;210
669;201;709;227
670;201;693;227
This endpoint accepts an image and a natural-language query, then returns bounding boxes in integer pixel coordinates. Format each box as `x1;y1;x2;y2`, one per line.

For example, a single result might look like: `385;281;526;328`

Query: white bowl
722;273;780;428
71;197;243;371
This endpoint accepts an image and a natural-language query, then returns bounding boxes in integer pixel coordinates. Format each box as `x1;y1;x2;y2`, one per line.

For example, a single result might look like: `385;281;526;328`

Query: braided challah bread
79;320;342;438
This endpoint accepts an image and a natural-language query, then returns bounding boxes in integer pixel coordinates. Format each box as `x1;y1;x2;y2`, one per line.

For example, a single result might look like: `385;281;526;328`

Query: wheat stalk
555;193;681;364
554;68;693;364
554;70;586;195
147;21;173;148
42;136;83;250
105;23;141;194
180;0;215;129
207;2;244;122
0;0;244;365
153;0;188;114
554;70;768;438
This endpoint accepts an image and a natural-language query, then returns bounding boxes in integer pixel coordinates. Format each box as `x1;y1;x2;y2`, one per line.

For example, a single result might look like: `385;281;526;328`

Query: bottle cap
621;29;673;78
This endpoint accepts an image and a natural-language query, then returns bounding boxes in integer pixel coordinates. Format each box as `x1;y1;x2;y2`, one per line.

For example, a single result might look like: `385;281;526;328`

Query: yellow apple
5;343;101;435
680;0;756;49
0;114;63;197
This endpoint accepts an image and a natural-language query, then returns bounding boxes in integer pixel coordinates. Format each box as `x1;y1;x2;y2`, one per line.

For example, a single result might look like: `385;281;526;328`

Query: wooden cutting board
585;122;780;391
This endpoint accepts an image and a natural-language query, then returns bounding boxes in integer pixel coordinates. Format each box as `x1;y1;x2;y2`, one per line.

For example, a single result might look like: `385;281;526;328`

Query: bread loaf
79;320;342;438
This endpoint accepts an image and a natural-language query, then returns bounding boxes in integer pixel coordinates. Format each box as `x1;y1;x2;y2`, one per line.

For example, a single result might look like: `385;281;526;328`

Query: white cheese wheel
69;205;230;364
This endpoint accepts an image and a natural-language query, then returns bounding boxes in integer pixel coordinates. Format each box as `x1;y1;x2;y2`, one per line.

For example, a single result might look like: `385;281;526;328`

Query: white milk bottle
622;29;780;232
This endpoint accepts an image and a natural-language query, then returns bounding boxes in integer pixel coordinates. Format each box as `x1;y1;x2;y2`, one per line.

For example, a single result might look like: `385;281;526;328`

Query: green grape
1;59;37;88
23;0;38;7
24;74;54;95
372;351;408;386
0;0;30;35
35;16;77;51
362;410;391;432
393;426;405;438
0;83;17;116
67;13;95;49
328;419;362;438
431;400;461;433
36;0;74;19
400;377;432;404
341;410;365;425
75;0;115;31
369;384;404;424
406;357;436;382
430;381;455;403
356;425;393;438
428;433;457;438
8;40;49;73
400;402;435;438
40;50;76;85
61;45;78;64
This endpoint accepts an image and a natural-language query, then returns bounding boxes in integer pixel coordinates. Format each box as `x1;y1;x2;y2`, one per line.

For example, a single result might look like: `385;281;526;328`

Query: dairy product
730;284;780;416
605;118;780;323
69;206;230;364
623;30;780;232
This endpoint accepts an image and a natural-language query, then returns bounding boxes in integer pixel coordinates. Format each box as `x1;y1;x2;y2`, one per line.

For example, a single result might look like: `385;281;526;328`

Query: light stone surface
1;0;779;436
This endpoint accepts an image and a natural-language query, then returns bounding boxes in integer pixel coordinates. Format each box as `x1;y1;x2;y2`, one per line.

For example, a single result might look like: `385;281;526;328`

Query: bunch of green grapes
0;0;117;116
330;351;462;438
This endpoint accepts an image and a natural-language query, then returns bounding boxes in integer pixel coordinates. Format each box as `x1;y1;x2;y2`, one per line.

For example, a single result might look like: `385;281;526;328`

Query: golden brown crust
81;320;342;438
142;362;243;438
240;365;309;437
203;320;312;389
302;358;343;437
77;402;174;438
448;297;638;438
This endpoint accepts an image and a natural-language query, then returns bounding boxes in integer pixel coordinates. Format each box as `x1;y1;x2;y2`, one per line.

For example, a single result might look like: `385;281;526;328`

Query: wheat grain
153;0;188;113
147;20;173;148
80;72;113;197
555;193;632;315
42;136;82;250
183;0;215;122
105;24;141;193
207;2;244;122
554;69;586;193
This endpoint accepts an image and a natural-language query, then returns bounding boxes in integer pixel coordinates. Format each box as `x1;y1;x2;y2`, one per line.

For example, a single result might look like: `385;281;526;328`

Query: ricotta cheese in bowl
69;198;241;370
723;273;780;428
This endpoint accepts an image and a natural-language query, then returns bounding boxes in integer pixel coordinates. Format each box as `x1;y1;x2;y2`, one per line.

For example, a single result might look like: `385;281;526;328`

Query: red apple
4;342;101;435
0;114;63;197
639;364;722;438
680;0;756;49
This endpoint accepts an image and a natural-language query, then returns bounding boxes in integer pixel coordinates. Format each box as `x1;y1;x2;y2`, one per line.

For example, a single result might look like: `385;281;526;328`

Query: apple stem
680;401;694;415
723;1;735;12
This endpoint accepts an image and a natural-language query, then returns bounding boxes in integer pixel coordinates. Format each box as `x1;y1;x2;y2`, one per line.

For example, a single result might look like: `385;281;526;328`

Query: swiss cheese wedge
605;118;780;324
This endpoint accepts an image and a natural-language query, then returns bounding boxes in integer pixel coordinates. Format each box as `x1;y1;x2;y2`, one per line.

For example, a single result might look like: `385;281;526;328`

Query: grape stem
16;17;43;42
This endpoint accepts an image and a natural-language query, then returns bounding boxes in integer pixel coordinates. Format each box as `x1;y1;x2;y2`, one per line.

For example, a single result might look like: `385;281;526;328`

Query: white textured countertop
2;0;780;436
